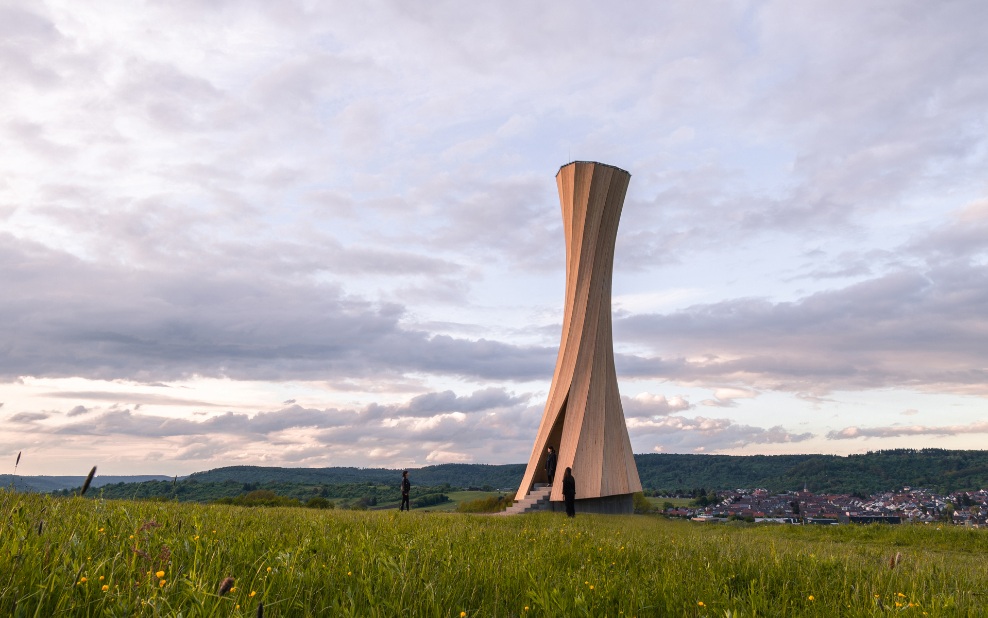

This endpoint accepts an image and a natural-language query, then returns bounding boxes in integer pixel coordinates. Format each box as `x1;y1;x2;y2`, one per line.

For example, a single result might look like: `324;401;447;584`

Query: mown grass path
2;489;986;616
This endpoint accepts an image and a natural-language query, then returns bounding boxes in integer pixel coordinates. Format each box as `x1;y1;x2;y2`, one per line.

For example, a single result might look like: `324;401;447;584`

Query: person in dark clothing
545;446;557;487
399;470;411;511
562;467;576;517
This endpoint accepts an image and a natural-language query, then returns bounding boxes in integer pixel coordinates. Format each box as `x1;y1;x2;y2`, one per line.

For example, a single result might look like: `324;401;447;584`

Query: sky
2;1;987;477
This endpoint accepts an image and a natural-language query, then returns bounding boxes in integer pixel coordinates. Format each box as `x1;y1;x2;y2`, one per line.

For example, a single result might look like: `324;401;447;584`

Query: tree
632;492;653;514
943;502;955;522
305;496;334;509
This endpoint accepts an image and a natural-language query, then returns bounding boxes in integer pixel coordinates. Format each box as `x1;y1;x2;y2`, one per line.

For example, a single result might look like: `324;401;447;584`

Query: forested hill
633;449;988;494
188;449;988;495
0;474;170;493
188;463;526;491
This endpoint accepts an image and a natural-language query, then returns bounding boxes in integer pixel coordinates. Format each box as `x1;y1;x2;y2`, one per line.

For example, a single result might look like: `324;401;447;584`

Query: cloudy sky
3;1;987;477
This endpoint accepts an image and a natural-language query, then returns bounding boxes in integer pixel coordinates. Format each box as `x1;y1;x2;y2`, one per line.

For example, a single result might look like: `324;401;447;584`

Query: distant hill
0;474;171;493
634;449;988;494
17;449;988;501
188;463;526;490
188;449;988;495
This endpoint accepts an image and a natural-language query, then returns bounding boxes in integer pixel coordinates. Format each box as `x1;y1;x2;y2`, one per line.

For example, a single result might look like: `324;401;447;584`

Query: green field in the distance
417;490;509;512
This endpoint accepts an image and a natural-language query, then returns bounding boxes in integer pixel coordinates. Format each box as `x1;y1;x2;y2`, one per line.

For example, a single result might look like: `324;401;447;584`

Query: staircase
498;484;553;515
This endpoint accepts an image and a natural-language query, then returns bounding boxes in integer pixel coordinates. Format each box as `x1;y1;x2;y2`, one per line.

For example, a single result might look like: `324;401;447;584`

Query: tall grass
456;496;513;513
2;488;986;616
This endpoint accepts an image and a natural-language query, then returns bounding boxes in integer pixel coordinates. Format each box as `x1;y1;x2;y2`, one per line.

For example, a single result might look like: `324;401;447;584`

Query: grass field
3;488;987;616
419;491;509;512
644;496;693;509
368;490;508;513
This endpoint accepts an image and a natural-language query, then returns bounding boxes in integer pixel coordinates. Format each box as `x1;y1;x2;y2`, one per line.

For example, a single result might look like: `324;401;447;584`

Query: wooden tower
515;161;642;514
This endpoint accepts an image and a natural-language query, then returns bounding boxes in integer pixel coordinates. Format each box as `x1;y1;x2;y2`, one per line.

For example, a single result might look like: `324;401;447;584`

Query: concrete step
498;485;553;516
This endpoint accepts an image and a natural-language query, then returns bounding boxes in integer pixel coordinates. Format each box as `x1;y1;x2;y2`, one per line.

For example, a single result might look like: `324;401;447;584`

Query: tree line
49;449;988;504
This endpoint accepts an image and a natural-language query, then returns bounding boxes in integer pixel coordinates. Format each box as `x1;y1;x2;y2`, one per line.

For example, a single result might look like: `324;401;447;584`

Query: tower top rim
556;161;631;178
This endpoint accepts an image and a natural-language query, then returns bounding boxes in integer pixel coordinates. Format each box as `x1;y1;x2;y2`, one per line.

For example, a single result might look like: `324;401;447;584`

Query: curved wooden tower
516;161;642;514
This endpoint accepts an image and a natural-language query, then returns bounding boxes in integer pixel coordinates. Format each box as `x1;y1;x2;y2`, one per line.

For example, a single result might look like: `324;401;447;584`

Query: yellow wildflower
102;584;109;592
250;591;256;598
698;601;705;607
267;566;272;572
159;579;166;587
460;613;467;617
79;577;87;584
99;576;104;581
898;593;906;598
156;570;165;578
808;595;815;601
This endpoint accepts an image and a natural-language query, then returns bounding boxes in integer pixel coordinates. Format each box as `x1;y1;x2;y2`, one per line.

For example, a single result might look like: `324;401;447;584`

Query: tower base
549;493;634;515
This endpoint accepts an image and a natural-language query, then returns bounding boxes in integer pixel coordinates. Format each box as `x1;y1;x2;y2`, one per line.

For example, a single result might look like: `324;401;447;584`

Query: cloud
629;414;814;452
175;440;229;462
66;405;89;417
908;198;988;263
827;421;988;440
700;387;759;408
371;387;530;419
46;406;349;439
8;412;49;423
49;392;223;408
615;260;988;396
0;234;556;383
3;387;541;468
0;365;941;469
622;393;692;418
425;448;473;464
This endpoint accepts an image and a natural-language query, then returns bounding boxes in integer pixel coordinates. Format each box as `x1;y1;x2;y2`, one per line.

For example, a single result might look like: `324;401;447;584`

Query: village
664;486;988;526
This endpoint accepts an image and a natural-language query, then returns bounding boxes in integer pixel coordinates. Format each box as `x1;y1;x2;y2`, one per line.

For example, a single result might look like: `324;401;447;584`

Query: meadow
2;488;987;617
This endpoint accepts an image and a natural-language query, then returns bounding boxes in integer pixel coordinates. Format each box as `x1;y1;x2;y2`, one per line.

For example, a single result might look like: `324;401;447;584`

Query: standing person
545;446;557;487
562;467;576;517
399;470;411;511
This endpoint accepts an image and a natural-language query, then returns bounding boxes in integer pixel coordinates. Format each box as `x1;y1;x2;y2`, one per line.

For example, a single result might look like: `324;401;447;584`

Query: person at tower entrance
562;467;576;517
545;446;557;487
